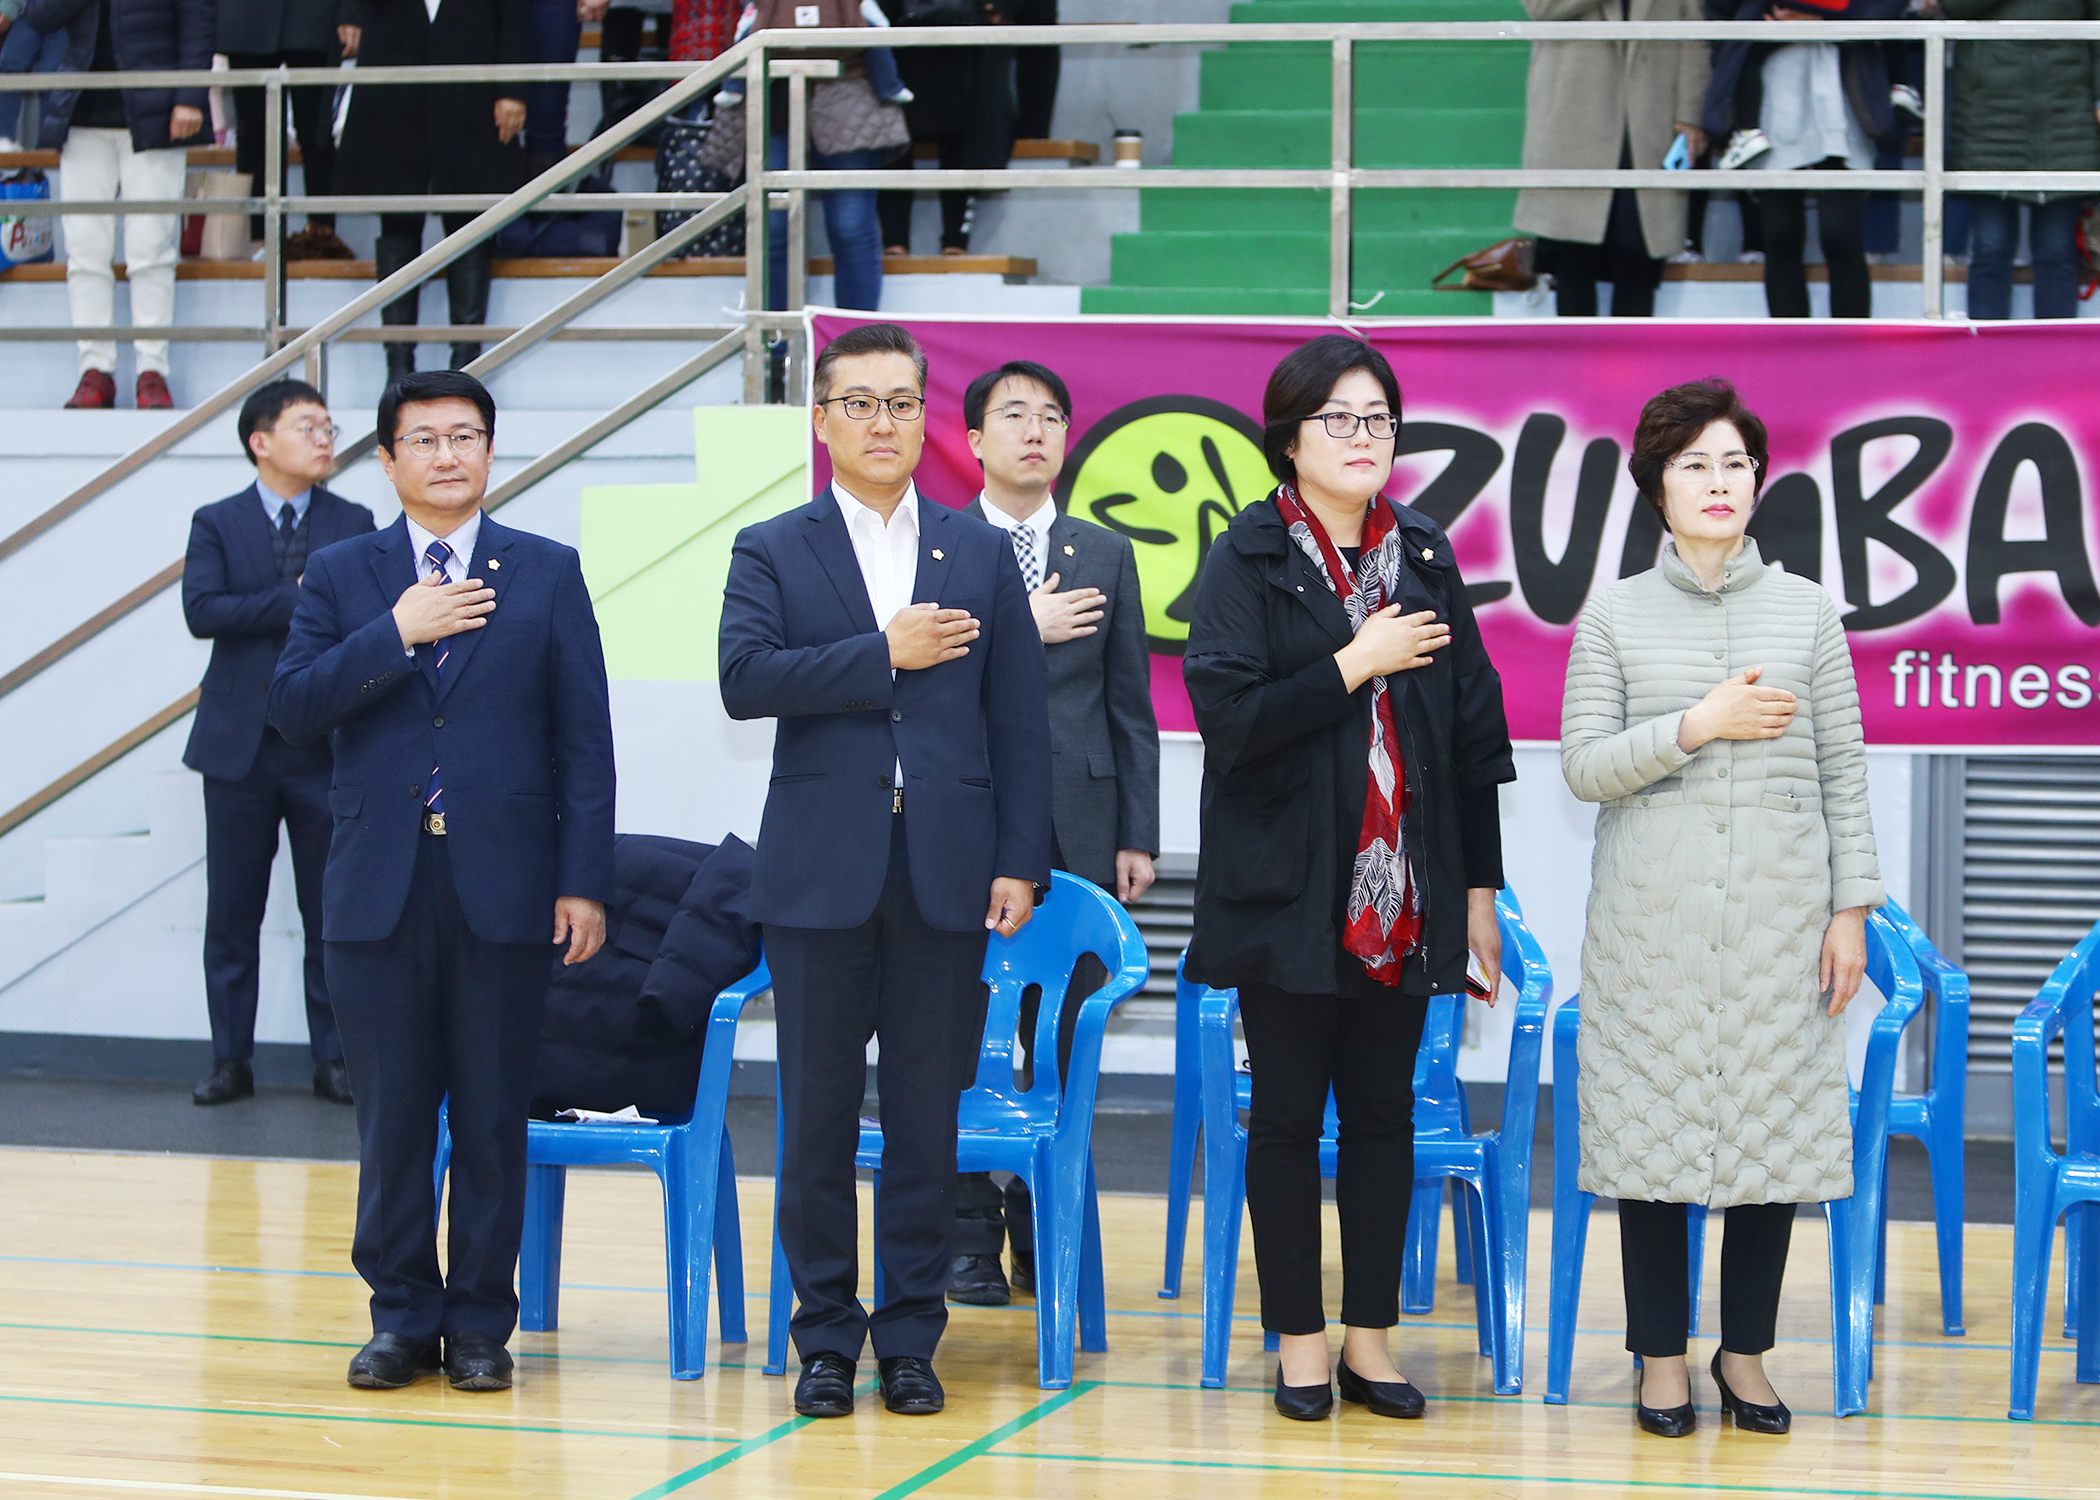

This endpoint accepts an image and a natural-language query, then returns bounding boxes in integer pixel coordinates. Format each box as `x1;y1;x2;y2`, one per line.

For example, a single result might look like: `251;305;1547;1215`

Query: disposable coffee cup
1113;130;1143;169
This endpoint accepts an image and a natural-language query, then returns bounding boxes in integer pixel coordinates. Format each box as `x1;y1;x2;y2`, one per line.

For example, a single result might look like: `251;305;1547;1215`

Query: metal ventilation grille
1962;756;2100;1067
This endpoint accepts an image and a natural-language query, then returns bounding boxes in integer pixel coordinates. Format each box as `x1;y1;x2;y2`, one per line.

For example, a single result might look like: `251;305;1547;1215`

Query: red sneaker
135;371;173;409
63;369;116;409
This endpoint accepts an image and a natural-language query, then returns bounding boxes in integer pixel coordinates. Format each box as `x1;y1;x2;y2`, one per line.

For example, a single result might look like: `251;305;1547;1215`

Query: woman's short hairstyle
1628;379;1770;529
1260;334;1403;485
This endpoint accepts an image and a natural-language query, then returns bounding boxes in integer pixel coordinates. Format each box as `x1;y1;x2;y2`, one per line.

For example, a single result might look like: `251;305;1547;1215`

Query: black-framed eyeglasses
1306;410;1399;440
821;395;926;422
394;428;490;458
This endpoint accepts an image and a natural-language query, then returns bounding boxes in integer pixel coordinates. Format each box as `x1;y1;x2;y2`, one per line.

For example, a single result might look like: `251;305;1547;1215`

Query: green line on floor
630;1379;877;1499
868;1382;1097;1500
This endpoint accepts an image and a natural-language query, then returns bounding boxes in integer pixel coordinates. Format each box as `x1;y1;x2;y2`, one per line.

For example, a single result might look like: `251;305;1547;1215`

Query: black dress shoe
1336;1357;1426;1418
347;1332;440;1389
1711;1350;1791;1434
313;1059;354;1106
795;1351;857;1417
1273;1364;1334;1420
947;1253;1011;1306
877;1355;945;1415
192;1059;254;1106
1634;1361;1697;1437
1008;1250;1034;1296
443;1331;514;1391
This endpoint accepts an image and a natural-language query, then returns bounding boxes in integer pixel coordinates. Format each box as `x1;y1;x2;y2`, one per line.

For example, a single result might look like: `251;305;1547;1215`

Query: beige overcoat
1512;0;1710;260
1560;541;1884;1207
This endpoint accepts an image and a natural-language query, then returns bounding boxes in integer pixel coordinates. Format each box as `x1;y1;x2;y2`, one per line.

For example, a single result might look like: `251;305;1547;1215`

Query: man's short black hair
812;322;927;404
963;360;1074;435
378;369;497;451
236;379;327;466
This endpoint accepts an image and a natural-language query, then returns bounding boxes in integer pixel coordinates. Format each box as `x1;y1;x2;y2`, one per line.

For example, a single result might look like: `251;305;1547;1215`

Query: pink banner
810;313;2100;746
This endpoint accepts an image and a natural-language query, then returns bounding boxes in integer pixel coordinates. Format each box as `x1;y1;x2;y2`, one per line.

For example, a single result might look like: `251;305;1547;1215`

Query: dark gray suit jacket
969;498;1160;889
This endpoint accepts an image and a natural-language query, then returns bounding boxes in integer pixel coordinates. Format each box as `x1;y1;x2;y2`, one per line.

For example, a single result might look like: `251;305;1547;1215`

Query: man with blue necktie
270;369;616;1394
184;380;374;1108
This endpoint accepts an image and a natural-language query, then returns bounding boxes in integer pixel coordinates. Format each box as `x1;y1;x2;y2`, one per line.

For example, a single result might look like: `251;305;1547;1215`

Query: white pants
59;126;186;377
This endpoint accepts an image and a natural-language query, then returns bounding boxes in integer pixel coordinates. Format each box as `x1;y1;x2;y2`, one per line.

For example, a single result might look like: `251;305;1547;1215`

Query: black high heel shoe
1634;1358;1697;1438
1336;1358;1426;1418
1273;1363;1334;1421
1710;1350;1791;1434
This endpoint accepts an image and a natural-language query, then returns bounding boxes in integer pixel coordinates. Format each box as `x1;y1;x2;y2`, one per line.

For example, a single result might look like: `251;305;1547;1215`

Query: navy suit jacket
182;484;375;782
267;513;617;946
719;489;1054;933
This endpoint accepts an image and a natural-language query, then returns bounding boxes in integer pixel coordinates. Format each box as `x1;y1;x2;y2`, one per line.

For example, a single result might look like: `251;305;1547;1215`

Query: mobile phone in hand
1464;951;1494;1001
1663;132;1691;171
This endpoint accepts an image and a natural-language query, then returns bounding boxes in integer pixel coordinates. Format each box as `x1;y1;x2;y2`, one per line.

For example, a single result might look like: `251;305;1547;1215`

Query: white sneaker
881;87;914;105
1891;84;1923;118
1716;129;1771;171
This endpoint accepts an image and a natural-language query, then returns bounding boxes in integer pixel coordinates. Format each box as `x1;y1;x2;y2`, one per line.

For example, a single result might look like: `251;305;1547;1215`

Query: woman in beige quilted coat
1560;379;1883;1438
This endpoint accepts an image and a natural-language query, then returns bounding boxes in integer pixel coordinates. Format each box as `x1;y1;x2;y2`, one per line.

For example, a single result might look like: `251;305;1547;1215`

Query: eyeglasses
989;405;1069;432
1664;454;1761;481
394;428;490;458
822;395;926;422
1306;410;1399;440
277;420;340;443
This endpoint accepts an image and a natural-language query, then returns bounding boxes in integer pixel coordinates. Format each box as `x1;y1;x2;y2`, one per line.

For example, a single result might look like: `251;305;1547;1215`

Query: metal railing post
1921;31;1947;319
1329;35;1353;319
303;343;325;400
263;68;286;351
774;58;839;401
744;41;769;402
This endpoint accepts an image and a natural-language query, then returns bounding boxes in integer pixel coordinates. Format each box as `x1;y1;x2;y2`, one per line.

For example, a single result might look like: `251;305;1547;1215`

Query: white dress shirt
255;477;313;528
833;480;919;785
402;509;484;657
976;491;1055;589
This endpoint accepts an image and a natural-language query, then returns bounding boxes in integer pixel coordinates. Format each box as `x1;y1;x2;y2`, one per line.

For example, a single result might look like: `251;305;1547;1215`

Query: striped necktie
1010;523;1042;592
424;539;453;818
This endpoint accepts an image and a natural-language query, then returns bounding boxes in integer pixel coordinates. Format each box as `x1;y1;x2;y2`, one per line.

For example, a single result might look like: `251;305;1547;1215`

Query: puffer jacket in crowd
25;0;214;151
1943;0;2100;203
1560;538;1883;1207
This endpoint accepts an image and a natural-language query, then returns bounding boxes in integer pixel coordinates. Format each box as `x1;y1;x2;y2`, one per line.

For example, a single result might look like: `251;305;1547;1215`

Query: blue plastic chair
433;958;768;1379
2007;915;2100;1420
1542;911;1922;1417
762;871;1149;1389
1194;889;1552;1393
1874;898;1968;1337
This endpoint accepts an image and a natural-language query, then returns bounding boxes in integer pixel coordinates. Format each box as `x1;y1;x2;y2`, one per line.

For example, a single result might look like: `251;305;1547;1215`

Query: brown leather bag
1431;237;1537;293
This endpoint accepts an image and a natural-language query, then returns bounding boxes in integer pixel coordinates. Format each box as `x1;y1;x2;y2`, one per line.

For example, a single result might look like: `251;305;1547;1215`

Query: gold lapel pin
1063;544;1075;556
488;559;501;571
931;548;944;560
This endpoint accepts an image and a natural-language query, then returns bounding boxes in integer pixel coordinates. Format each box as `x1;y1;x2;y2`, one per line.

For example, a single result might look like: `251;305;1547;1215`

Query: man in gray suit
951;358;1161;1306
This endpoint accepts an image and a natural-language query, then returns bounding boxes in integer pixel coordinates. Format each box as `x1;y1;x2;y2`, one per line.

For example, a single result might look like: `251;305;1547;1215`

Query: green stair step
1138;186;1517;236
1175;107;1523;169
1080;285;1493;316
1201;42;1528;109
1109;229;1514;291
1229;0;1523;22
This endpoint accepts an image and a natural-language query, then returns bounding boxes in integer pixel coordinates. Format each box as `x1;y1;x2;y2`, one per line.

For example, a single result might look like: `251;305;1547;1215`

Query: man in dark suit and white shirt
719;321;1053;1419
950;359;1160;1305
269;370;615;1394
183;379;374;1108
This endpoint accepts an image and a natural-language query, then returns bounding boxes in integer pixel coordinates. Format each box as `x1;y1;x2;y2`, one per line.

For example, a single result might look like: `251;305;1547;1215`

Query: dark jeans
1761;163;1869;318
525;0;583;162
226;50;339;241
1239;982;1430;1335
766;136;885;312
1966;196;2083;321
1619;1199;1796;1358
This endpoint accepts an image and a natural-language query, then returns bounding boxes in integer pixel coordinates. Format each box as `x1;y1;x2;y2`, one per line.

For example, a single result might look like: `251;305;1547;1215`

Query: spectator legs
1537;236;1660;318
1761;163;1869;320
375;217;424;384
1816;188;1868;319
1760;190;1812;317
59;126;183;379
2029;199;2082;320
1964;196;2017;321
1010;0;1060;141
767;137;886;313
525;0;585;171
227;51;339;244
442;213;494;370
875;132;978;256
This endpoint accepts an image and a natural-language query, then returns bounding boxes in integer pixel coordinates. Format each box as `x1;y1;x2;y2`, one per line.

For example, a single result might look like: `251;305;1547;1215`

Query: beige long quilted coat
1561;539;1885;1207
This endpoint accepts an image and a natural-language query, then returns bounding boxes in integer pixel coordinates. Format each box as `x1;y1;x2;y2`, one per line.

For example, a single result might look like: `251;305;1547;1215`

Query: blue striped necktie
424;539;453;818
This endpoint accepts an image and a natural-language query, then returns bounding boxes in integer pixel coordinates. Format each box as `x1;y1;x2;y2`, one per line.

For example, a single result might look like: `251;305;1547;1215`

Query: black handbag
655;110;746;258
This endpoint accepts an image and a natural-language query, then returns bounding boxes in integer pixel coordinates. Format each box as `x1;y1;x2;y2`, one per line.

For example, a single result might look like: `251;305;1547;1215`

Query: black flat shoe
1273;1364;1334;1420
313;1059;354;1106
1711;1350;1791;1434
795;1351;857;1417
947;1252;1011;1306
193;1059;254;1106
444;1330;514;1390
1336;1358;1426;1418
346;1332;440;1389
877;1355;945;1415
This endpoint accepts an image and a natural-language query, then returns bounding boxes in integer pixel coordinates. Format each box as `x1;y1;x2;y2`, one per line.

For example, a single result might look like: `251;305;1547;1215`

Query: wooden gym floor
0;1145;2090;1500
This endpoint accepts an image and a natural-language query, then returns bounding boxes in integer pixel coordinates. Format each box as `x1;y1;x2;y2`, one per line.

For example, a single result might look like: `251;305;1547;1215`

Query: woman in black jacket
1184;334;1514;1422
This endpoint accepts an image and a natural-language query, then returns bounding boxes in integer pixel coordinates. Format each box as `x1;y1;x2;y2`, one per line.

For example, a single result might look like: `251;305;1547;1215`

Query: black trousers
1618;1199;1796;1358
201;727;340;1064
1009;0;1059;141
325;831;551;1343
1760;163;1870;319
226;51;339;241
1239;982;1429;1334
769;811;989;1362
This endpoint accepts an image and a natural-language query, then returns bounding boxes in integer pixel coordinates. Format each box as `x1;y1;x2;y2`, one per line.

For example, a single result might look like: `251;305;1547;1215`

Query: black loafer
347;1332;440;1389
1273;1364;1334;1420
1711;1351;1791;1434
795;1351;857;1417
193;1059;254;1106
1336;1357;1426;1418
947;1252;1011;1306
313;1059;354;1106
877;1355;945;1415
443;1331;514;1391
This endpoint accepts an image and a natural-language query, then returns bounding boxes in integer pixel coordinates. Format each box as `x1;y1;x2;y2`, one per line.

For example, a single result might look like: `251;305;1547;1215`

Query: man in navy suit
720;321;1053;1418
269;370;615;1394
183;379;375;1108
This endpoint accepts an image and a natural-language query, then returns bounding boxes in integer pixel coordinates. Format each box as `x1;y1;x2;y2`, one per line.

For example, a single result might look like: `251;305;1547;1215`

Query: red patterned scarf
1273;483;1421;985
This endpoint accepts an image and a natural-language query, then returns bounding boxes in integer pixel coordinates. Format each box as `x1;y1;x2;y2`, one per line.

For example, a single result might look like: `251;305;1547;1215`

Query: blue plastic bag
0;168;54;268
